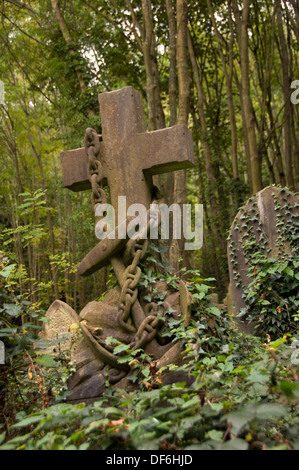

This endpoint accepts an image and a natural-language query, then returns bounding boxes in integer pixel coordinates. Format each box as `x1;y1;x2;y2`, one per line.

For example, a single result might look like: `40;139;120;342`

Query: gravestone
58;86;196;401
227;185;299;333
41;300;80;355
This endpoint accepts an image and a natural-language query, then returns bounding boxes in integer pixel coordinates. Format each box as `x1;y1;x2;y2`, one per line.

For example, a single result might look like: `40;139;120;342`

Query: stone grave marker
41;300;80;354
58;86;196;401
227;185;299;333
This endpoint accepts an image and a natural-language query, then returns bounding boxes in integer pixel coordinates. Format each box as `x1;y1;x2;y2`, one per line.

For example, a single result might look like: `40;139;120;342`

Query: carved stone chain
131;302;160;351
83;130;162;364
84;128;106;211
118;204;162;351
117;237;149;334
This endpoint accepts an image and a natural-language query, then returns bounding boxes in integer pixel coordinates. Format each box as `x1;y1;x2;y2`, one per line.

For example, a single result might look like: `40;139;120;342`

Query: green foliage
0;253;77;429
241;255;299;338
1;255;299;450
0;0;299;452
1;325;299;450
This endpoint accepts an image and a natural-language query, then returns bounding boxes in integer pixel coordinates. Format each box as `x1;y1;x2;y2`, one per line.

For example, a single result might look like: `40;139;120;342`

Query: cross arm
139;124;195;176
60;147;91;192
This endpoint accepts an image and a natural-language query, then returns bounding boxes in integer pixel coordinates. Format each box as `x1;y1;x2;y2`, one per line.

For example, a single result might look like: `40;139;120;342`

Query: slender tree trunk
187;31;214;195
166;0;177;127
170;0;191;272
286;0;299;43
176;0;190;126
142;0;157;131
276;0;295;188
206;0;239;181
26;123;59;299
266;93;286;185
232;0;262;193
156;0;177;208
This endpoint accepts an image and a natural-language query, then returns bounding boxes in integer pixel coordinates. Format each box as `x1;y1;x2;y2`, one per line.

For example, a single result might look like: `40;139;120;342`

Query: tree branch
3;0;38;16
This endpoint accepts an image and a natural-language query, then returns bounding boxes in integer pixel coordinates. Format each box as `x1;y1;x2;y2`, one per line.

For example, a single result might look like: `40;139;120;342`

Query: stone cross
61;86;195;275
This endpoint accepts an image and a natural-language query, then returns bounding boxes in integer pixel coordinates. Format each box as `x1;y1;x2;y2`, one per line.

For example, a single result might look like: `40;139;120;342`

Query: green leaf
3;303;22;317
266;444;289;450
217;355;227;363
206;429;223;441
195;283;210;294
220;439;249;450
246;371;269;384
117;355;133;364
270;337;287;349
206;306;221;317
35;354;58;368
0;432;6;445
224;410;251;436
255;403;286;420
113;343;130;355
279;380;298;400
284;267;294;277
193;292;206;300
181;395;200;409
12;414;44;429
0;264;15;278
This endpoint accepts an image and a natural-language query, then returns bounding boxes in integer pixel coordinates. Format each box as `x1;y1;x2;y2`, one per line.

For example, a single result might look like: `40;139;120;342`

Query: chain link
130;303;160;350
84;128;106;210
117;237;148;333
117;203;162;346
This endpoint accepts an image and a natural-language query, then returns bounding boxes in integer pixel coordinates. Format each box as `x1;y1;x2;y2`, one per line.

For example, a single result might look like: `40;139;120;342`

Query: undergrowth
0;248;299;450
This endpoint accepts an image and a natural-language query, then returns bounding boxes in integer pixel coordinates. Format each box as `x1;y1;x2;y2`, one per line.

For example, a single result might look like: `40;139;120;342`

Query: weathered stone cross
61;86;195;276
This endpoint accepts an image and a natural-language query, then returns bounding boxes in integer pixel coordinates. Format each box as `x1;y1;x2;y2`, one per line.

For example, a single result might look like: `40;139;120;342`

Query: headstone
57;86;196;399
41;300;80;353
227;186;299;333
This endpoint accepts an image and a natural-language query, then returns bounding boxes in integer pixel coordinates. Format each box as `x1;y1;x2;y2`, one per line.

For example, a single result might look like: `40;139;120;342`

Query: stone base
67;339;191;403
66;282;194;403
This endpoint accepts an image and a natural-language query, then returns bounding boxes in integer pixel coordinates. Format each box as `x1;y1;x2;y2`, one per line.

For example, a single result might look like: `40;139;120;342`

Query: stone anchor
60;86;195;400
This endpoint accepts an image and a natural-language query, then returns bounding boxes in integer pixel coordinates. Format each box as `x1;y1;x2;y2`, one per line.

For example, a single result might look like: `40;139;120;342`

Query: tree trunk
176;0;190;126
166;0;177;127
140;0;165;131
232;0;262;193
276;0;295;188
206;0;239;181
26;122;59;300
170;0;191;273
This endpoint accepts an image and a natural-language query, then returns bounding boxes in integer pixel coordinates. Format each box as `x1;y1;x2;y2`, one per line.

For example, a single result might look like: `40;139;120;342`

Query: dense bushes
1;252;299;450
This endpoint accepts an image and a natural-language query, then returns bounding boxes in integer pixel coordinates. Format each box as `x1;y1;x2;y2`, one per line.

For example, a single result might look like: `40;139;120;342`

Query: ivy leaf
225;403;286;436
193;292;206;300
0;432;6;445
117;355;133;364
3;303;22;317
0;264;15;278
35;354;58;368
255;403;286;420
284;267;294;277
206;306;221;318
113;343;130;355
12;414;44;429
